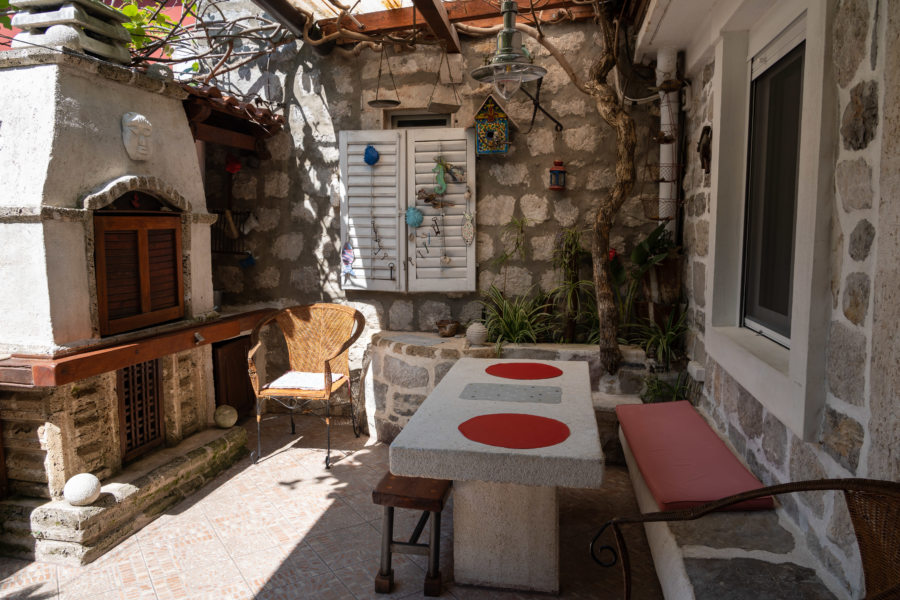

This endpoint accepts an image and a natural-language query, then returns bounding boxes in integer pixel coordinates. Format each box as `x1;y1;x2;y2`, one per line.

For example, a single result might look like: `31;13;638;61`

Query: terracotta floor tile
0;560;58;599
2;417;662;600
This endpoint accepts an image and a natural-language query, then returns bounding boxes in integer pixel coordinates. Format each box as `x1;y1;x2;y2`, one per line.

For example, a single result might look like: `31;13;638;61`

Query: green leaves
115;0;181;53
1;0;12;29
480;285;552;354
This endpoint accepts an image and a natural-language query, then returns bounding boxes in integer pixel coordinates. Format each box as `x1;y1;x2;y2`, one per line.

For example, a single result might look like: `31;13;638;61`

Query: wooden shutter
407;128;476;292
118;359;165;462
339;130;405;291
95;214;184;335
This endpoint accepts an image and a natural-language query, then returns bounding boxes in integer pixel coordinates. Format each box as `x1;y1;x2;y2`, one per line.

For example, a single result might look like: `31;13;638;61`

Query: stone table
389;358;604;593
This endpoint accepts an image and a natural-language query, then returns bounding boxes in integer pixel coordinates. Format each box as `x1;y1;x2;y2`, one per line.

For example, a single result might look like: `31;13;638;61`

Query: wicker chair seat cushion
263;371;346;391
616;400;774;511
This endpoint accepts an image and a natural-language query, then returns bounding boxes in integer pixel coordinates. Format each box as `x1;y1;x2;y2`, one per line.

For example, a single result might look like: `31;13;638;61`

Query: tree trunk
587;14;637;374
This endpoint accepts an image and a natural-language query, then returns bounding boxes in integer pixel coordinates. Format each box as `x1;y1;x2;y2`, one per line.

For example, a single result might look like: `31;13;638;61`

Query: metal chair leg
375;506;394;594
349;386;360;438
254;399;262;464
325;399;332;469
289;410;295;434
424;511;442;596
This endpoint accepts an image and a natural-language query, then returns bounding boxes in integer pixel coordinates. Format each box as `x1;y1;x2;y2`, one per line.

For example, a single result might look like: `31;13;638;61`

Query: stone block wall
0;345;215;500
679;2;900;597
205;4;659;375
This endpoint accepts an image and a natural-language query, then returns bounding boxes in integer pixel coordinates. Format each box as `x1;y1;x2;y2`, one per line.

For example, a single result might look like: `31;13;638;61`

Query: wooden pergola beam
318;0;583;37
411;0;461;53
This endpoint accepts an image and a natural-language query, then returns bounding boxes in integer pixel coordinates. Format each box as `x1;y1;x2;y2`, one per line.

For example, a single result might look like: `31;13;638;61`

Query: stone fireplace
0;48;254;564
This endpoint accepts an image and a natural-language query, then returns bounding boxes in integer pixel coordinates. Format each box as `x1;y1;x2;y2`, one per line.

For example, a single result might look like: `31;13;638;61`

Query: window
94;193;184;335
705;2;834;440
117;359;165;462
390;113;451;129
742;43;805;345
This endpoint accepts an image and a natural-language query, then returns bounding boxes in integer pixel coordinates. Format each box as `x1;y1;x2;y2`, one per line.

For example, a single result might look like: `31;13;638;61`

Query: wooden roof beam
411;0;461;53
318;0;582;37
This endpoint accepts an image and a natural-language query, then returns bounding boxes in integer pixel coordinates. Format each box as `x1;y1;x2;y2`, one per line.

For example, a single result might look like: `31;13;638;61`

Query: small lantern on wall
549;160;566;191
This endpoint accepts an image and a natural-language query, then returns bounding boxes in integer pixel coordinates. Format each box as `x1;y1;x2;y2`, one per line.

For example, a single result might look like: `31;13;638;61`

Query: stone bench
615;401;837;599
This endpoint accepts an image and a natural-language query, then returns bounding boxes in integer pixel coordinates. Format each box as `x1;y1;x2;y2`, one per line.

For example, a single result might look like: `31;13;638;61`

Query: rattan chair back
273;304;361;379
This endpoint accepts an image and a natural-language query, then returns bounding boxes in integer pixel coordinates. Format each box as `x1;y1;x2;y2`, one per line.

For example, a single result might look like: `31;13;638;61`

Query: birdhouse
471;95;517;155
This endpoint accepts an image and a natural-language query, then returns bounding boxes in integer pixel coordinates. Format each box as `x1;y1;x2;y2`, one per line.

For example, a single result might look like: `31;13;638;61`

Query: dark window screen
742;43;805;342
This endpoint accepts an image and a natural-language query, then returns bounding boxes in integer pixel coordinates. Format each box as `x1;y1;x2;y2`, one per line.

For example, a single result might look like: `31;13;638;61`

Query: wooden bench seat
372;473;451;597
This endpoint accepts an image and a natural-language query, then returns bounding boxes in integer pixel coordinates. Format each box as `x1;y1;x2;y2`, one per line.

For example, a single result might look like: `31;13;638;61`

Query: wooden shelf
0;310;273;389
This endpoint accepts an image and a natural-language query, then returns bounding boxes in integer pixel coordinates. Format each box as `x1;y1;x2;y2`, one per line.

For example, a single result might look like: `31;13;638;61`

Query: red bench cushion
616;401;774;511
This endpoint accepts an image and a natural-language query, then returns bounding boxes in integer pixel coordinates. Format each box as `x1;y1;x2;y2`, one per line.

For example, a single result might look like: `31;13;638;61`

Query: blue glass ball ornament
364;145;380;166
405;206;424;228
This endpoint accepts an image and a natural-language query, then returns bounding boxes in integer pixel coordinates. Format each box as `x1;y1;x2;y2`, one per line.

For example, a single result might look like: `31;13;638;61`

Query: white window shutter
406;128;477;292
339;130;405;291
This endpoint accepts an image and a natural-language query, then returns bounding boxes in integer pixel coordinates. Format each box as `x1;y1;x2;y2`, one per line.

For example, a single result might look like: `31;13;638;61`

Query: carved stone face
122;112;152;161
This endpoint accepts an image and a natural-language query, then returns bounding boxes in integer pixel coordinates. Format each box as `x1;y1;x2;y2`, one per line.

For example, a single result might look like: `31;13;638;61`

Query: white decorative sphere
214;404;239;428
466;322;488;346
63;473;101;507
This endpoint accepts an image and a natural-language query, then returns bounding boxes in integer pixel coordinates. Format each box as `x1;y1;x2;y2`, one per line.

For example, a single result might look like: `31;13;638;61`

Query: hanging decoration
364;144;380;165
406;205;424;228
549;160;567;191
368;44;401;108
472;95;512;155
341;241;355;277
461;212;475;246
427;51;462;114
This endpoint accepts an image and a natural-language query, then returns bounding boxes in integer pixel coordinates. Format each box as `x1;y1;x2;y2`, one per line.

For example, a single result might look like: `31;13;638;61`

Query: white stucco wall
0;49;214;354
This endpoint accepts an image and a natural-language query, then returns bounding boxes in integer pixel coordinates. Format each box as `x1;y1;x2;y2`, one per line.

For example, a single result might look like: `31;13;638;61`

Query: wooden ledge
0;310;274;389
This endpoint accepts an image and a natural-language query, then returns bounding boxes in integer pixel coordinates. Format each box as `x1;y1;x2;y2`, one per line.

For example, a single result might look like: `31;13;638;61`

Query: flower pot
466;322;488;346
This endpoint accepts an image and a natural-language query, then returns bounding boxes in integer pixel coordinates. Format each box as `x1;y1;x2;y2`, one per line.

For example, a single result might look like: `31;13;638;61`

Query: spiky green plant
480;285;552;355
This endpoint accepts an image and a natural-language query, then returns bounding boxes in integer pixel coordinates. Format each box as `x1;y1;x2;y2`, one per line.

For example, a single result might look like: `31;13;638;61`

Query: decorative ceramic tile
459;383;562;404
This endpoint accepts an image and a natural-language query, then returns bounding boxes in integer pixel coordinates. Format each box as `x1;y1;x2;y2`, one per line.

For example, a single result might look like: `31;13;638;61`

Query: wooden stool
372;472;451;596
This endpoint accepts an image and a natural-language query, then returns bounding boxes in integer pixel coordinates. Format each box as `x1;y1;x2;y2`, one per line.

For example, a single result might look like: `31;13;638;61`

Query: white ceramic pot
466;322;488;346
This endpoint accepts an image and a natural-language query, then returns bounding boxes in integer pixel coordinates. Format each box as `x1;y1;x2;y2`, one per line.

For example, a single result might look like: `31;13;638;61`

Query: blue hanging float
364;145;380;166
405;206;424;228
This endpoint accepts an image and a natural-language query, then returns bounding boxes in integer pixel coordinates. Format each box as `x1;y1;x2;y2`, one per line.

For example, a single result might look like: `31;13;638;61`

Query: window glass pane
743;43;805;342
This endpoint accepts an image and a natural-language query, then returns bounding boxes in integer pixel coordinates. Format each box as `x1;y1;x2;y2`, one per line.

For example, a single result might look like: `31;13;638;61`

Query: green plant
641;371;690;403
610;223;677;339
550;227;593;343
481;285;552;355
114;0;184;53
491;217;529;268
632;309;687;370
1;0;11;29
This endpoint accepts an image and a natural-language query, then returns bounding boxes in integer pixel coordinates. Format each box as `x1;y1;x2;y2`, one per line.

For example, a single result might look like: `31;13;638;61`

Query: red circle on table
485;362;563;380
458;413;571;449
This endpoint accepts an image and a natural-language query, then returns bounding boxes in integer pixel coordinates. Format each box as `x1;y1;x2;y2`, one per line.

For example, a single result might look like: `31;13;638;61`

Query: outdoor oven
0;47;251;564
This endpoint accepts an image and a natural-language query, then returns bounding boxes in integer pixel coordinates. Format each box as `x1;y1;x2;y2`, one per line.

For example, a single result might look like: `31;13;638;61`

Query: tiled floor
0;416;663;600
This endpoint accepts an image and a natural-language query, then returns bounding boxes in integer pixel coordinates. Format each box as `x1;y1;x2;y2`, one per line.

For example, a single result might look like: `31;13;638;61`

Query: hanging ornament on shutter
461;212;475;246
364;145;380;166
341;241;356;276
405;206;424;228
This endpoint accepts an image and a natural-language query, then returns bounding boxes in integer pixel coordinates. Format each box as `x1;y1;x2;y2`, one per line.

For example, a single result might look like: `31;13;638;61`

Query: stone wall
206;2;658;373
0;345;215;499
679;1;899;597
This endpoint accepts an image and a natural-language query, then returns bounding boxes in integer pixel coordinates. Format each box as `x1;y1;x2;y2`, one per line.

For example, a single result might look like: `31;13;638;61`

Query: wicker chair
248;304;365;468
590;478;900;600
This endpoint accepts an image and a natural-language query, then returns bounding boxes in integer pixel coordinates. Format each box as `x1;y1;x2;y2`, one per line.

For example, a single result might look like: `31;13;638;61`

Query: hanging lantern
469;0;546;100
549;160;566;191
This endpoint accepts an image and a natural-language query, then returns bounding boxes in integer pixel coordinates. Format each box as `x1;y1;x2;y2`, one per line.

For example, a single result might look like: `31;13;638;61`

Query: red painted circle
458;413;571;449
485;362;563;380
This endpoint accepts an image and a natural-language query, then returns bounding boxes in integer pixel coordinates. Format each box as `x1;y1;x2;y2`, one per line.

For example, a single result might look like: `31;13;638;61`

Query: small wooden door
213;336;255;420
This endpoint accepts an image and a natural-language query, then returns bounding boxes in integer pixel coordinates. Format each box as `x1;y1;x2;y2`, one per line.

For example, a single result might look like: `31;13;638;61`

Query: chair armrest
320;310;366;391
247;310;278;397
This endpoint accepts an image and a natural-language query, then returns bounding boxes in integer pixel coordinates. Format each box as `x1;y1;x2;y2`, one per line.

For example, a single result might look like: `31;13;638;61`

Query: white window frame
705;0;835;440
